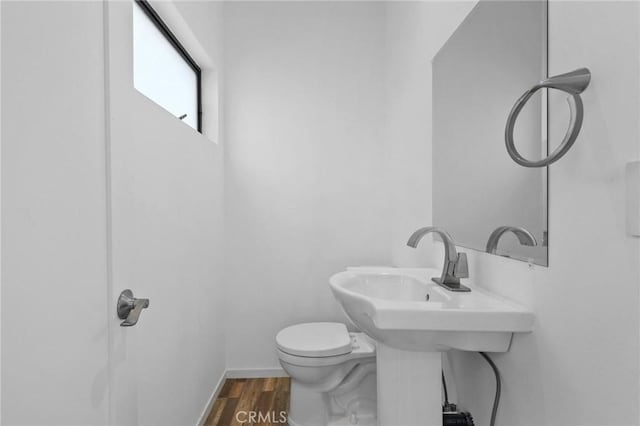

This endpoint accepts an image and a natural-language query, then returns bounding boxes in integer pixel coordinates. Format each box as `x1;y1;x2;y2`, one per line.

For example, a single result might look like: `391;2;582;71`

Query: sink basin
329;267;534;352
330;266;534;425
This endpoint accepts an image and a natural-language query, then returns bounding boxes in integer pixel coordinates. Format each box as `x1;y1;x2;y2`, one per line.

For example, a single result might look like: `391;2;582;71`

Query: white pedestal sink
329;267;534;426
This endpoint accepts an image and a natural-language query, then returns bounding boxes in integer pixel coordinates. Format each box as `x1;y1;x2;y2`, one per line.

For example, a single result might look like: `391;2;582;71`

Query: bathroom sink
329;267;534;352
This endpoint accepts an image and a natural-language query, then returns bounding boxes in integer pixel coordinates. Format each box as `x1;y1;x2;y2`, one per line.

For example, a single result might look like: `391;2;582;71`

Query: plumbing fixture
485;226;537;254
479;352;501;426
406;227;470;292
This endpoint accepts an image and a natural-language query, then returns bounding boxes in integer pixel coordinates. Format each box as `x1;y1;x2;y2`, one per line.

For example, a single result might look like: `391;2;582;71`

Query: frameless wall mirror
433;0;548;266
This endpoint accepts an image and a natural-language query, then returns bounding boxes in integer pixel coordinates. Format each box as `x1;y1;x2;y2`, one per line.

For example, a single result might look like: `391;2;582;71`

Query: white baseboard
226;367;288;379
196;370;227;426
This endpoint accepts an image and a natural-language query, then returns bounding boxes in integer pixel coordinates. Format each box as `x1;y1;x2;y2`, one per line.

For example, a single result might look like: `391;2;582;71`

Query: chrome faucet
485;226;537;254
406;227;470;292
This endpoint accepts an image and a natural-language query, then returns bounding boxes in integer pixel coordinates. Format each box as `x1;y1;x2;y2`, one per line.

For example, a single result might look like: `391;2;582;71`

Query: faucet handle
453;253;469;279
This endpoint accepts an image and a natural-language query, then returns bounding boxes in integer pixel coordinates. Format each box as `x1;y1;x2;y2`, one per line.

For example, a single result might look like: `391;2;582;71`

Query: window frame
134;0;203;133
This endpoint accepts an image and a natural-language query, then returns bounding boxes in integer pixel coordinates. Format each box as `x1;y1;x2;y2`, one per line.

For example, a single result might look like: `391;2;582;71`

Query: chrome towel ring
505;68;591;168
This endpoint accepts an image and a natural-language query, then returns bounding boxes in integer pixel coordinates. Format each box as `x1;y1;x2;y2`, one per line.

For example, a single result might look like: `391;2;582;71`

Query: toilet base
288;381;328;426
289;417;376;426
328;416;376;426
277;327;377;426
288;370;377;426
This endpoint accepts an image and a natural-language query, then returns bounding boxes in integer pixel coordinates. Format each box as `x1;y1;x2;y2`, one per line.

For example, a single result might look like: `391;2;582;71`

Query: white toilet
276;322;377;426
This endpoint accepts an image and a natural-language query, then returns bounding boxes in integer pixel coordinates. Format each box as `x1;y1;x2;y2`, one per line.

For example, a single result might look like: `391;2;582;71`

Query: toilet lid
276;322;352;358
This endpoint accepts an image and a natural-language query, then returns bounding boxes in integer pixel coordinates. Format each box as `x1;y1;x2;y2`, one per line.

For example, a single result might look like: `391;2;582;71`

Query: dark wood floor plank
229;380;246;398
217;397;240;426
204;398;227;426
253;390;276;426
272;378;291;416
231;379;264;426
218;380;234;398
210;377;290;426
262;377;276;392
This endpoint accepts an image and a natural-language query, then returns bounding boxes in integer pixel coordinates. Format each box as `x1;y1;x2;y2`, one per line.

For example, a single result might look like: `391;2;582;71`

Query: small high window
133;0;202;132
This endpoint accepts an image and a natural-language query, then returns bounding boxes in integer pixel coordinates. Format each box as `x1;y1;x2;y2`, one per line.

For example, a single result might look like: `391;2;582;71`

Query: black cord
479;352;501;426
442;370;449;405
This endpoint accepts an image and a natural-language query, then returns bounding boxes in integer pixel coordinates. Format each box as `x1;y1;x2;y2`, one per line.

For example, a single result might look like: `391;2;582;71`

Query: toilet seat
276;322;353;358
277;323;375;368
277;348;355;367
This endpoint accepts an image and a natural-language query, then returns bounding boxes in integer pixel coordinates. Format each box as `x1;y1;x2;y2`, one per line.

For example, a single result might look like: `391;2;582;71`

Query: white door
2;2;111;424
2;1;222;424
104;2;224;425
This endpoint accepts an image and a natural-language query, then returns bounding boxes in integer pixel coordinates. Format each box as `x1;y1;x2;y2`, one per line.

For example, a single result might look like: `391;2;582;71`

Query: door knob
117;289;150;327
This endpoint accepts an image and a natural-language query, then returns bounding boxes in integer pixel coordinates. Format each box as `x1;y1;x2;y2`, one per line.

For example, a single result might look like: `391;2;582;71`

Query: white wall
385;1;474;268
1;2;109;424
223;1;391;371
1;1;4;420
387;2;640;425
